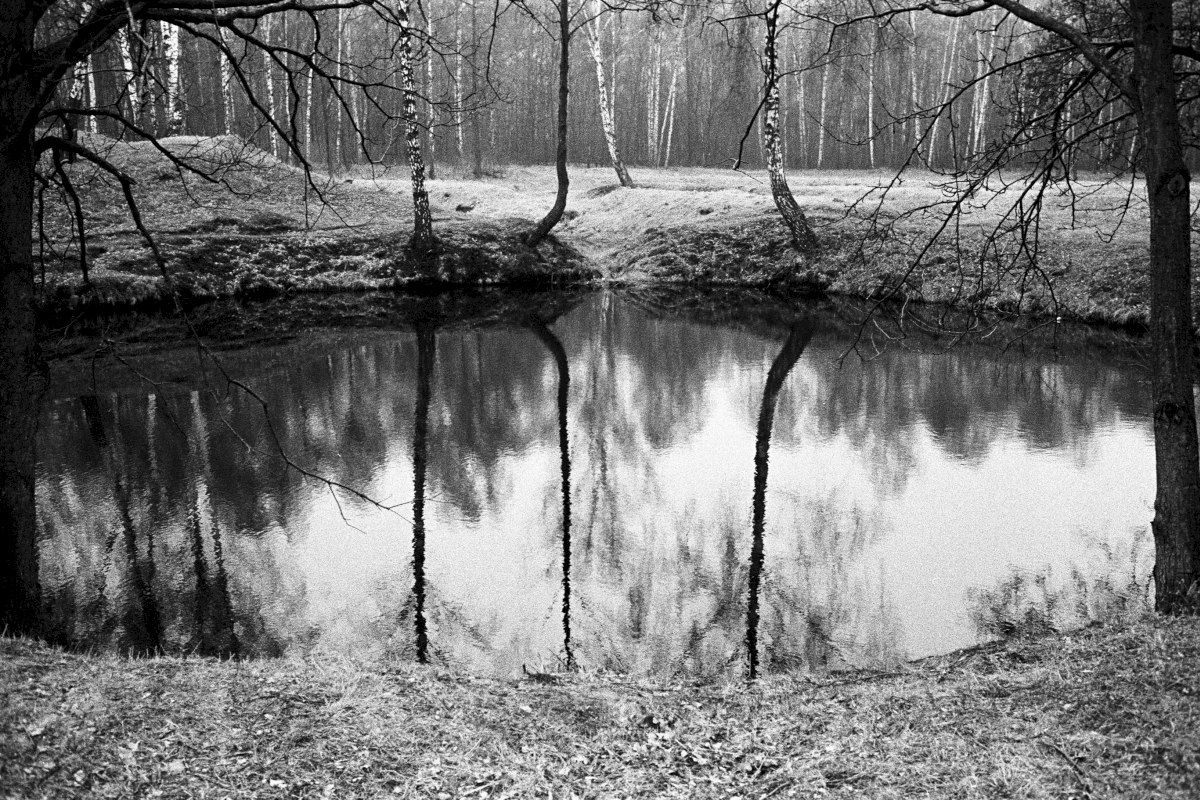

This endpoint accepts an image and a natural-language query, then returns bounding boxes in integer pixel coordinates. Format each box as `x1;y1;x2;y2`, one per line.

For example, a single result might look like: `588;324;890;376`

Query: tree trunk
424;5;437;179
762;2;817;254
525;0;570;247
746;320;814;679
528;317;573;669
1131;0;1200;613
586;4;634;188
0;5;41;637
469;0;484;178
398;0;434;252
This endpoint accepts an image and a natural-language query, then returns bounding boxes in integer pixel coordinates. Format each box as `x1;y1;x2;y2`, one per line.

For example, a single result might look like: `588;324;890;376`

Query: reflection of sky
36;294;1157;676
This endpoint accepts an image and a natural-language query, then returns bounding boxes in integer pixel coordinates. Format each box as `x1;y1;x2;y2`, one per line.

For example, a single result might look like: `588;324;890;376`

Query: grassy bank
35;135;1173;329
3;618;1199;799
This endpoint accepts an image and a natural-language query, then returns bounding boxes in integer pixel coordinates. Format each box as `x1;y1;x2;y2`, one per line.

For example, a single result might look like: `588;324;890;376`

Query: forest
59;0;1142;177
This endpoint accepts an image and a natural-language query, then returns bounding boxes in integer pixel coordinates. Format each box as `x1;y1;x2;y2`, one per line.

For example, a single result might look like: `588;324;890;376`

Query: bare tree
0;0;429;635
849;0;1200;613
585;0;635;187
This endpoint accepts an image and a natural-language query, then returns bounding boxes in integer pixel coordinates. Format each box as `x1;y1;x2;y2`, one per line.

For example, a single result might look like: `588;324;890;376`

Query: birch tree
757;0;817;253
0;0;436;635
585;0;635;187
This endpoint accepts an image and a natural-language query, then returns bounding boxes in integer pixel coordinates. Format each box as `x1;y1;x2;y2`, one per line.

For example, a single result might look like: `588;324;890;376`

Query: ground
35;135;1168;329
2;618;1198;799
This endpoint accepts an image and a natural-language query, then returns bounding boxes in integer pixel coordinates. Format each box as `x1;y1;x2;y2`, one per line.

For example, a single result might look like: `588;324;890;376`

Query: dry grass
3;617;1199;799
36;135;1167;328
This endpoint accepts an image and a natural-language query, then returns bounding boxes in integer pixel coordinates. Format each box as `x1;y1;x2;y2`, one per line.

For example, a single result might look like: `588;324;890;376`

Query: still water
36;289;1154;677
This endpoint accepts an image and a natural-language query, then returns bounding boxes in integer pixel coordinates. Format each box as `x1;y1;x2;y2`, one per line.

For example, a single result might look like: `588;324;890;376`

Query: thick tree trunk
1131;0;1200;613
0;4;41;637
762;2;817;254
585;7;634;188
525;0;570;247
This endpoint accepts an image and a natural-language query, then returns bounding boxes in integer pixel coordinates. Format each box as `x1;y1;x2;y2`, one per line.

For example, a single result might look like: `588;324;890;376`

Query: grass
34;135;1174;330
3;617;1199;799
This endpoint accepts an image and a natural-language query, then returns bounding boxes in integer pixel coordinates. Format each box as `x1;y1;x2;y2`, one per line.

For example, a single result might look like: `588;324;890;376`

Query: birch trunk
218;26;235;135
816;57;830;168
162;23;182;134
928;18;961;166
333;7;345;171
586;3;634;187
647;30;662;165
424;5;437;179
762;1;816;254
867;25;877;168
397;0;434;251
525;0;570;247
264;15;278;157
454;9;464;164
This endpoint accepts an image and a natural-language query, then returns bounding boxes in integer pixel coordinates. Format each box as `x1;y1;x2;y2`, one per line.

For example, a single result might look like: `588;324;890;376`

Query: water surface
37;289;1154;677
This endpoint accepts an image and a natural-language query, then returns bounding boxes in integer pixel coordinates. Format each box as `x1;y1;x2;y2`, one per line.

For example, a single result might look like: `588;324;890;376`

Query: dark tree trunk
0;3;41;637
1131;0;1200;613
525;0;570;248
746;319;814;679
529;317;573;669
411;325;435;663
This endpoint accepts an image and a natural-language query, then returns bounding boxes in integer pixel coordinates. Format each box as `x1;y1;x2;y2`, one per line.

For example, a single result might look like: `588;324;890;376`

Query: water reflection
35;290;1155;676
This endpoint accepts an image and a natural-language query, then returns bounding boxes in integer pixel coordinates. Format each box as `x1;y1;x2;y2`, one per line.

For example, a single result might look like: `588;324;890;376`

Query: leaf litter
2;616;1198;798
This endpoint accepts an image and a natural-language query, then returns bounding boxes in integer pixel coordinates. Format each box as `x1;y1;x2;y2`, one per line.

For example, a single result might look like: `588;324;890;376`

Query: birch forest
58;0;1141;177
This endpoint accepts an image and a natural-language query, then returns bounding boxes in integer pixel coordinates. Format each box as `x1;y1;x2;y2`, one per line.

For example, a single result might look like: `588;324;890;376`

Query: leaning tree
0;0;436;635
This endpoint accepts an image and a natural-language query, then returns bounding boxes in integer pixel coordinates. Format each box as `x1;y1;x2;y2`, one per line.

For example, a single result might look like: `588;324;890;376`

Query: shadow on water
31;287;1155;674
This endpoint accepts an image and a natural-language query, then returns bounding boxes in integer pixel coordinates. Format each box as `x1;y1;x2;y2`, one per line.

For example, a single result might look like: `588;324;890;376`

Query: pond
36;288;1154;678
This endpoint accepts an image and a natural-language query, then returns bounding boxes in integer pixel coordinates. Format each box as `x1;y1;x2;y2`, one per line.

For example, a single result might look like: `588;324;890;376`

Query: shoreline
32;141;1170;332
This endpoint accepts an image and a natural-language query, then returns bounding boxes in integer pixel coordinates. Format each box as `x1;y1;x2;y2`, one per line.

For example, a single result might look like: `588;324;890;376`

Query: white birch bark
762;1;815;253
867;26;877;168
454;8;464;164
396;0;434;250
424;4;437;179
816;57;830;168
647;29;662;165
162;22;182;134
264;15;278;157
333;7;345;171
586;1;634;187
928;17;961;166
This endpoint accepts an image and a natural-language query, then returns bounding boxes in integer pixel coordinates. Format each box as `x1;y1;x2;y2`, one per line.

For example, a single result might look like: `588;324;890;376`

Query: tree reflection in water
528;317;574;669
33;289;1155;675
747;320;815;679
411;325;436;664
